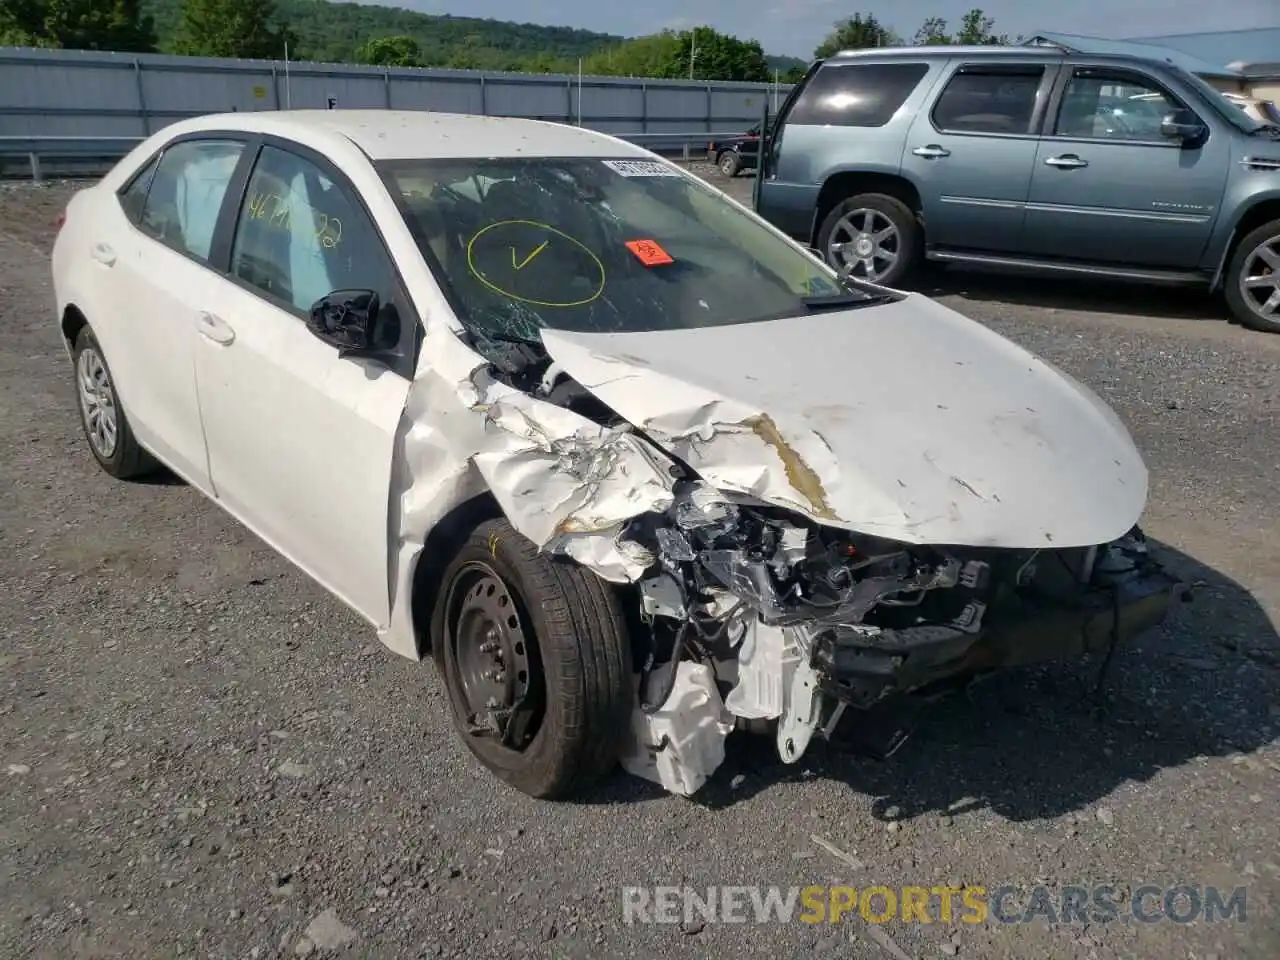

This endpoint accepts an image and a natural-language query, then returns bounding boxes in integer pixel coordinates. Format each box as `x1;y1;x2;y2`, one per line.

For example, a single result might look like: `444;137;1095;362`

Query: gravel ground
2;164;1278;960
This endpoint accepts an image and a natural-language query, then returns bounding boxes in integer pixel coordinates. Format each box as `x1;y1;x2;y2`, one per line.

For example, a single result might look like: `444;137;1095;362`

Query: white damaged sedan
51;110;1183;799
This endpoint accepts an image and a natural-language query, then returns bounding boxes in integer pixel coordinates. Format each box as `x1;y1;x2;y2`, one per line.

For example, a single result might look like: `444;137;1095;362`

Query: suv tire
432;518;634;800
1224;219;1280;334
817;193;921;287
718;151;743;177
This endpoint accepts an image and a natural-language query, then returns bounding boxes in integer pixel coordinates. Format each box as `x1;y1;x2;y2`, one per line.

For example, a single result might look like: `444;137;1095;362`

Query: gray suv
756;46;1280;333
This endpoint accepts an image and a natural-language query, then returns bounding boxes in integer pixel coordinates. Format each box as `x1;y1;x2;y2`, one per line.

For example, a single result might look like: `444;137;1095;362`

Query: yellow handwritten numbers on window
232;146;387;313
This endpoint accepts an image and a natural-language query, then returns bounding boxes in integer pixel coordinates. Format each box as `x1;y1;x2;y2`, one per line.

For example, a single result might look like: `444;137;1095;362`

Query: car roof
161;110;651;161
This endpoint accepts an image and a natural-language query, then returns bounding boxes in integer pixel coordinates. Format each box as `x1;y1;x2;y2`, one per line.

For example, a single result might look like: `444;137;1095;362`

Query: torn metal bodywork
384;296;1181;798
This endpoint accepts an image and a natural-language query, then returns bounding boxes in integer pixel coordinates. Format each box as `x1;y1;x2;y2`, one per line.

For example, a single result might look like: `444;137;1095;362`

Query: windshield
379;157;866;343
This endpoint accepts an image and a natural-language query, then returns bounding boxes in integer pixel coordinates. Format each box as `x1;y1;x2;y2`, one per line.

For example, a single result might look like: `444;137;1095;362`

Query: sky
364;0;1280;59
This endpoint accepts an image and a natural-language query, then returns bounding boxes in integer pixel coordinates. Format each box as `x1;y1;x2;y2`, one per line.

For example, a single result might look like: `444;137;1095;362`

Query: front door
901;61;1055;253
1022;65;1230;268
194;143;414;626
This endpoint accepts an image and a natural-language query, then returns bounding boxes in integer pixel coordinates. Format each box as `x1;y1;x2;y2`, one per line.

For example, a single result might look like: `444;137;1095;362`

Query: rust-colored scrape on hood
741;414;836;520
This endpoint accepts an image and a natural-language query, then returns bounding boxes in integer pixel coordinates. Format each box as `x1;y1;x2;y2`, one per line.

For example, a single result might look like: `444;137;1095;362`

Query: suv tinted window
138;140;244;261
931;66;1045;134
230;145;394;315
1054;69;1185;141
788;62;929;127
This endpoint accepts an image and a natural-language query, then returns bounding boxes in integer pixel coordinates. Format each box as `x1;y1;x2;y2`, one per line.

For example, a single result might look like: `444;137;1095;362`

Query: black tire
816;192;922;288
431;518;634;800
718;150;743;178
1224;218;1280;334
71;325;157;479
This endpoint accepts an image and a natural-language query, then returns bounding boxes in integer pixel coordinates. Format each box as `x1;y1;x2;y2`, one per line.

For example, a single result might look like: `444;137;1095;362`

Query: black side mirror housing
308;289;401;361
1160;108;1207;143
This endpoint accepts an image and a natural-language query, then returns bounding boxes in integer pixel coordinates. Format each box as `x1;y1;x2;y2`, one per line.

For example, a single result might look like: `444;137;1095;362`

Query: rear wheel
817;193;921;287
718;150;743;177
71;326;156;479
1225;219;1280;333
431;518;634;799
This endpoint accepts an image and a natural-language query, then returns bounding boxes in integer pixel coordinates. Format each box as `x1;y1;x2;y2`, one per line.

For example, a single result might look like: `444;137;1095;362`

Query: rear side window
931;66;1045;134
138;140;245;261
787;62;929;127
119;155;160;225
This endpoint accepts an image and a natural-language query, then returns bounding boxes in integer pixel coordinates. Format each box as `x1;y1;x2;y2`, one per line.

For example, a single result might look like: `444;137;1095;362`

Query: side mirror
1160;108;1207;143
308;289;401;360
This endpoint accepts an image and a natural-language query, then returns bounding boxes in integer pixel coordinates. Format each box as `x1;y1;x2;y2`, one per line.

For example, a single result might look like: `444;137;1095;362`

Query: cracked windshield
381;157;863;343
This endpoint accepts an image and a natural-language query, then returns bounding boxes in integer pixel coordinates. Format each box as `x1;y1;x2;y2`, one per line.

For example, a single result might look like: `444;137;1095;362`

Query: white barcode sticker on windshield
602;159;681;178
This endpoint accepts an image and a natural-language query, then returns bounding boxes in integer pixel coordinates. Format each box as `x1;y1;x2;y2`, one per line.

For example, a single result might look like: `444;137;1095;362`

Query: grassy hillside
142;0;624;69
141;0;807;74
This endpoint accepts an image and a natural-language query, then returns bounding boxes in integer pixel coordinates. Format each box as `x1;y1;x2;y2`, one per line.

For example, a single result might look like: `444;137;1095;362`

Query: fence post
384;69;392;109
28;152;42;183
640;81;648;134
479;74;487;116
133;59;150;135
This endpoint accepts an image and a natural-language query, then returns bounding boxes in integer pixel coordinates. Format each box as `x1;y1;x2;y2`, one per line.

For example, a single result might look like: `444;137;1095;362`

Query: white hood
540;294;1148;549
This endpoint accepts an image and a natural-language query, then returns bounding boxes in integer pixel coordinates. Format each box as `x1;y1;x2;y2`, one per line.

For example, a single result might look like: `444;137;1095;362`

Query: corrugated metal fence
0;46;790;140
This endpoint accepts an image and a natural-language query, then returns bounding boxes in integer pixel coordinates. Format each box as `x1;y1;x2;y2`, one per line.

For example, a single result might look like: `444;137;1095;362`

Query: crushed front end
619;481;1185;795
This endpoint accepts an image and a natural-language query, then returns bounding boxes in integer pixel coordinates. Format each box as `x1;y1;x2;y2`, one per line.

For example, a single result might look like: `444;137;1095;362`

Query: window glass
380;157;869;344
119;155;159;225
139;140;244;260
931;67;1044;134
1054;70;1185;140
231;146;393;314
787;63;929;127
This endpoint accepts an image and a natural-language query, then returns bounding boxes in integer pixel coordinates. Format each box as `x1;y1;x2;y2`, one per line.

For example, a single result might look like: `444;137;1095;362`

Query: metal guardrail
0;130;745;182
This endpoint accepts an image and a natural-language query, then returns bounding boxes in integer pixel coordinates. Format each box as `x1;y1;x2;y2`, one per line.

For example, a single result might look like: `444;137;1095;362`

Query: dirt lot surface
2;164;1279;960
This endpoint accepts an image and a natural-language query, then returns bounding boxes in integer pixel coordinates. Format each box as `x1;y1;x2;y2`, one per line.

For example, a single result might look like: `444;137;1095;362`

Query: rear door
901;60;1058;252
1021;63;1230;268
194;141;416;626
103;136;250;488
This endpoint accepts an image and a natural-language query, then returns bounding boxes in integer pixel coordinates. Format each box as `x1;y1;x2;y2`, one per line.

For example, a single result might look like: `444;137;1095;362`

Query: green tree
582;27;767;82
814;14;898;58
355;34;422;67
912;16;951;45
173;0;294;59
953;8;1008;45
782;64;807;84
1;0;155;50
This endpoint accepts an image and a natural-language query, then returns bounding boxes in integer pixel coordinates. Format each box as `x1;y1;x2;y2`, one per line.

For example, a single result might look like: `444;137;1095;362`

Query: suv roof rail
1020;36;1077;53
831;44;1067;59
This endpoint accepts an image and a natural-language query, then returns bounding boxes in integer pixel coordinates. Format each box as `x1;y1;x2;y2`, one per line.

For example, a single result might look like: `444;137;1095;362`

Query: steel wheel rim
720;153;737;175
1239;234;1280;320
445;561;540;750
77;346;118;459
828;208;900;282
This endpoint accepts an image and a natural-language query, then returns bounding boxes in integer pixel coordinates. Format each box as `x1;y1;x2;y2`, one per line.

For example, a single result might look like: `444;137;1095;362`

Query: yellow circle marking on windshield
465;219;605;308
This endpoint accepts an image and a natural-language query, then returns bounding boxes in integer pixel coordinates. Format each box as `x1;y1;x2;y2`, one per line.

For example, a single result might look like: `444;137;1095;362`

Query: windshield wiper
801;291;895;311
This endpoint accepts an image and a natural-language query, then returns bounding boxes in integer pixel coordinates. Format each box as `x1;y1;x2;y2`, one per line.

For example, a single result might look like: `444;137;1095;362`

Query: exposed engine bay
463;331;1184;796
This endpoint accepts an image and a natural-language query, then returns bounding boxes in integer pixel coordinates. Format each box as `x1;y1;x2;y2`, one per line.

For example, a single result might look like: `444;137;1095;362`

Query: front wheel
817;193;921;287
1224;219;1280;333
718;150;743;177
431;518;634;800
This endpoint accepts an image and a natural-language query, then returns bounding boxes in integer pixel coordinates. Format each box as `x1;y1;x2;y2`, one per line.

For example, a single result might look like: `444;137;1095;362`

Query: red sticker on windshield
625;239;674;266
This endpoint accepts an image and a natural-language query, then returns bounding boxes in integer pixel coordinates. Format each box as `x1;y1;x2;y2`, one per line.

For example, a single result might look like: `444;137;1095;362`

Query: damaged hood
540;294;1148;549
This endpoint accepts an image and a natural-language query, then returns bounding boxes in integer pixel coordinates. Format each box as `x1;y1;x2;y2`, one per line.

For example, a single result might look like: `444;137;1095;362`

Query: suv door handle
1044;154;1089;169
912;145;951;159
196;311;235;345
90;242;116;266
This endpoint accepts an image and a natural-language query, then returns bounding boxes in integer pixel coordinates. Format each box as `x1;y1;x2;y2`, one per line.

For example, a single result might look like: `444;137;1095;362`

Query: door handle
197;311;235;345
912;145;951;159
1044;154;1089;169
90;242;116;267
